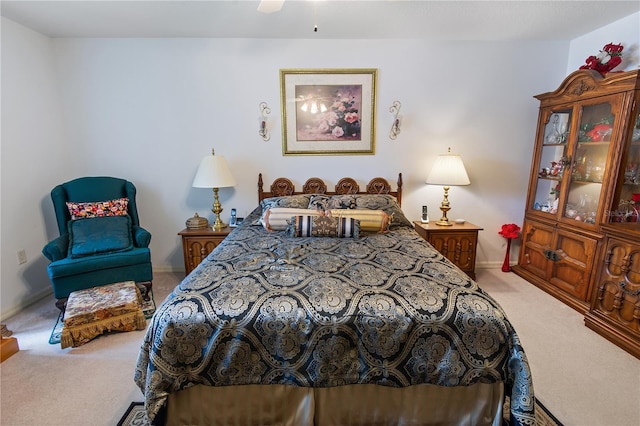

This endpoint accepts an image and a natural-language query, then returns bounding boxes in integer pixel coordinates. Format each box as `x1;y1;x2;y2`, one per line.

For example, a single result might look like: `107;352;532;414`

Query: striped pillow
327;209;390;233
260;208;323;231
287;215;360;238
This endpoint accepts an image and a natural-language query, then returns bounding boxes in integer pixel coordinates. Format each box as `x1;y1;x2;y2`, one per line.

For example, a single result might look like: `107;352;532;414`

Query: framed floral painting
280;68;377;155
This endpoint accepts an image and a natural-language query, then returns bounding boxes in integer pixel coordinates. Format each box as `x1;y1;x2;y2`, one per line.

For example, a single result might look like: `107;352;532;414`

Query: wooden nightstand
413;221;483;280
178;227;232;275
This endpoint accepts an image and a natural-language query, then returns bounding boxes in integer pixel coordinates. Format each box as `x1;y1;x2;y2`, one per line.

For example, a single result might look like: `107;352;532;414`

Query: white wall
1;11;638;318
1;18;72;318
50;38;565;270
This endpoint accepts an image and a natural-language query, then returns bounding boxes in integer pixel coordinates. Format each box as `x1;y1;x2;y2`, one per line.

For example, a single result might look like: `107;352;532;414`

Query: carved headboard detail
258;173;403;206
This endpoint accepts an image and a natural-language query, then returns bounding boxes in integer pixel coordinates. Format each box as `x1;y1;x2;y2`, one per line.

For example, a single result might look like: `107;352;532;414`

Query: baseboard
476;261;507;270
0;286;53;322
153;266;184;274
2;267;185;322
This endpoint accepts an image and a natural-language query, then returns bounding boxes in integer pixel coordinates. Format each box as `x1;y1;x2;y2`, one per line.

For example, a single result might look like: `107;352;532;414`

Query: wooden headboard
258;173;403;206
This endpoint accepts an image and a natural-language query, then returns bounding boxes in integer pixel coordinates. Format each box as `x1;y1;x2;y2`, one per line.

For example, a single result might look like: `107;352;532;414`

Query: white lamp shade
192;154;236;188
426;152;470;186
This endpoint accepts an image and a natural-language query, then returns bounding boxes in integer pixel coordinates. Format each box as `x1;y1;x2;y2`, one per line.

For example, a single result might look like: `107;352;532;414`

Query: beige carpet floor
1;269;639;426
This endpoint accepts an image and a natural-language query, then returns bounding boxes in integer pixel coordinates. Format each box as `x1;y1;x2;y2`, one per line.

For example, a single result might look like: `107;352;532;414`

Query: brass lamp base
211;187;227;230
435;186;453;226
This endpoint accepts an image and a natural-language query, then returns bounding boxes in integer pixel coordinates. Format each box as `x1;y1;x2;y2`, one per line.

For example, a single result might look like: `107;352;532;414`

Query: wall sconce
389;101;401;140
259;102;271;141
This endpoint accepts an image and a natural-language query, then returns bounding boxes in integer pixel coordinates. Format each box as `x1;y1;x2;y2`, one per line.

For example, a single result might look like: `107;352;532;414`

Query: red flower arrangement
499;223;521;240
499;223;521;272
579;43;623;76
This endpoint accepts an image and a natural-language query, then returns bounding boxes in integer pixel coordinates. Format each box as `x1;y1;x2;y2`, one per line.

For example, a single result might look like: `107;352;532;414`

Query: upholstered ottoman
60;281;146;349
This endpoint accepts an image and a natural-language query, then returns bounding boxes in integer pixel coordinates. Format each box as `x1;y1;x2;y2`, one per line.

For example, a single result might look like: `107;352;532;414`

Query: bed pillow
67;215;133;258
308;194;356;210
260;207;323;231
254;195;315;227
286;215;360;238
260;195;313;212
66;197;129;220
352;194;413;228
327;209;390;233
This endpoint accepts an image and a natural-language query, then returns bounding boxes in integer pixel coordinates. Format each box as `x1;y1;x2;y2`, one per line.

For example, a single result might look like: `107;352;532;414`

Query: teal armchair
42;177;153;311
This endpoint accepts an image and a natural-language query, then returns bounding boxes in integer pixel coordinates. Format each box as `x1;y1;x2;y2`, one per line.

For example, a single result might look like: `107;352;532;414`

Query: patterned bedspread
135;208;535;425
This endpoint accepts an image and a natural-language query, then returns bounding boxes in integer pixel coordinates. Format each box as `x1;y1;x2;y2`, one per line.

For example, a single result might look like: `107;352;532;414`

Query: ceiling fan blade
257;0;285;14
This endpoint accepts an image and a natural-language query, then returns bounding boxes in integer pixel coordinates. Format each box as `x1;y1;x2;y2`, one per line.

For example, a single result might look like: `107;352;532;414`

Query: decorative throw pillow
308;194;356;210
66;197;129;220
286;215;360;238
67;215;133;258
352;194;413;228
260;208;324;231
328;209;390;233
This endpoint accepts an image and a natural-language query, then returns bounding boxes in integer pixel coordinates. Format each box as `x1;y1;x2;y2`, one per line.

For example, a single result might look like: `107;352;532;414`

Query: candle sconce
259;102;271;141
389;101;401;140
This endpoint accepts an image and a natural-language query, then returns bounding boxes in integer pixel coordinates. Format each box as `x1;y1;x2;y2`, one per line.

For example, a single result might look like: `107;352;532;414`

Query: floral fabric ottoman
60;281;146;349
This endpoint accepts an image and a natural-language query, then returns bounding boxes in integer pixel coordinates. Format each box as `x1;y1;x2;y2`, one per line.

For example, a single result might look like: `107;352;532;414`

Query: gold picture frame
280;68;377;156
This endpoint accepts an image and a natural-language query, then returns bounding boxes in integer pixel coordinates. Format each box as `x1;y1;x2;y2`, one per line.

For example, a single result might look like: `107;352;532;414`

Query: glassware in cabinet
563;101;614;224
611;107;640;224
531;111;570;214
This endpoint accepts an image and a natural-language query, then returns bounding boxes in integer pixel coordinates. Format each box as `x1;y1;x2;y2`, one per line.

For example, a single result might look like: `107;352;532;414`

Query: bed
135;173;535;425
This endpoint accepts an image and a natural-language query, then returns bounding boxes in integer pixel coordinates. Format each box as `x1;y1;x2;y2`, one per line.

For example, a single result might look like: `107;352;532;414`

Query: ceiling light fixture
257;0;285;14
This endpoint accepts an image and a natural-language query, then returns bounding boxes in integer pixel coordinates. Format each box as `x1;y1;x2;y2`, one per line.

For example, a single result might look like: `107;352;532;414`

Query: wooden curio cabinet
513;70;640;327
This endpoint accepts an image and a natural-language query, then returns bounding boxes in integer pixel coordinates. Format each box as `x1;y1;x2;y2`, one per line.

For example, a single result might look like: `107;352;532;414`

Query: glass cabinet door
612;104;640;223
563;100;616;224
531;110;570;214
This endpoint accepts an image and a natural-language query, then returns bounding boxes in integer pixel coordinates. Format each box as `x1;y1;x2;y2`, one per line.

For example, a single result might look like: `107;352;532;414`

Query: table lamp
192;149;236;230
426;148;470;226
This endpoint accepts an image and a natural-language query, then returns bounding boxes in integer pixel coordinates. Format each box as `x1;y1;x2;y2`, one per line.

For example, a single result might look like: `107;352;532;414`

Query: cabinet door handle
544;249;560;262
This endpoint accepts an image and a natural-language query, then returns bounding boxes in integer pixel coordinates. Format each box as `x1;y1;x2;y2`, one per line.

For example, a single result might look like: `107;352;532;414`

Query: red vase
502;238;512;272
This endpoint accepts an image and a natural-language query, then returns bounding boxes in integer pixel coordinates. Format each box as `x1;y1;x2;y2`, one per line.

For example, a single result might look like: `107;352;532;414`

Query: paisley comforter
135;209;535;425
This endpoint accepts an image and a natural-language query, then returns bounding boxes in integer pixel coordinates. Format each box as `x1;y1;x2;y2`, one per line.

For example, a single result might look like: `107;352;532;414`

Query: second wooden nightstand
178;227;232;275
413;221;483;280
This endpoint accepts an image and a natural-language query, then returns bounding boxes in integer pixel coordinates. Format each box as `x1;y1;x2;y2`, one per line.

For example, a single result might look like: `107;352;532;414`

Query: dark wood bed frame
258;173;403;206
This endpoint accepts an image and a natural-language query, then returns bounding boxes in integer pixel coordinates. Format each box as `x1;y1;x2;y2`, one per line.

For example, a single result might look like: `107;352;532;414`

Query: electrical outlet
17;249;27;265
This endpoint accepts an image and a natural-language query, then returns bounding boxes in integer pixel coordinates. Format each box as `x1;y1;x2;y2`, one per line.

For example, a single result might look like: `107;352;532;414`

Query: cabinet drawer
427;232;478;274
413;221;482;280
182;236;225;274
179;227;232;276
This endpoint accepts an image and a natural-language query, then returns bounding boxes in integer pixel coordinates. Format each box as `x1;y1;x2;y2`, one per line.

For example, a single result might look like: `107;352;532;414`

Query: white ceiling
1;0;639;41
